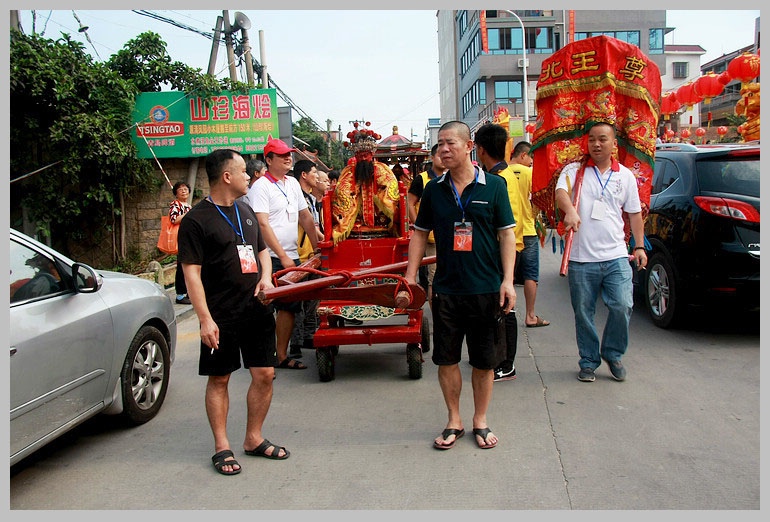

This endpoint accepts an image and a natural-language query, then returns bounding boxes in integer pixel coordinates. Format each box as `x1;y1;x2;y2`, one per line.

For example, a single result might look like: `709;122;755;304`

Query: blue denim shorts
517;235;540;282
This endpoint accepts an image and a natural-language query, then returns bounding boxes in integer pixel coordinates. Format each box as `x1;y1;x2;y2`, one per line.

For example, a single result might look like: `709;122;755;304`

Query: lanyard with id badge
449;167;479;251
208;197;258;274
590;166;613;221
265;172;298;224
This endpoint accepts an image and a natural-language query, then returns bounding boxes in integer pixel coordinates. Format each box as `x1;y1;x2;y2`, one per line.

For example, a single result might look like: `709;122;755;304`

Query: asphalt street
9;246;761;511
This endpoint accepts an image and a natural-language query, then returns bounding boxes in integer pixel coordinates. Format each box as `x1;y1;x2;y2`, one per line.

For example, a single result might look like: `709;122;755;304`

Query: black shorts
270;256;302;314
431;292;506;370
198;303;278;376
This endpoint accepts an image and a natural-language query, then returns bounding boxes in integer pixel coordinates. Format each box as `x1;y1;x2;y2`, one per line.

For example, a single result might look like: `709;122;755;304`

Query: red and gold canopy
531;35;661;223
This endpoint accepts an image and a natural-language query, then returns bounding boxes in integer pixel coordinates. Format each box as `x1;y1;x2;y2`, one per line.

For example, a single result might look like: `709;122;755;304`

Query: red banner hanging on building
480;10;489;54
568;10;575;45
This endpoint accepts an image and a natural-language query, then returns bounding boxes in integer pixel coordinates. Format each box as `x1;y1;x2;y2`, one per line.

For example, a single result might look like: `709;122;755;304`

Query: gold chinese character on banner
618;56;647;81
570;51;600;74
540;61;564;82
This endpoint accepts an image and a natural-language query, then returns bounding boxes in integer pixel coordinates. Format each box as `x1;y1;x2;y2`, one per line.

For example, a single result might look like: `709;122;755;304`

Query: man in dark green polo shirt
405;121;516;451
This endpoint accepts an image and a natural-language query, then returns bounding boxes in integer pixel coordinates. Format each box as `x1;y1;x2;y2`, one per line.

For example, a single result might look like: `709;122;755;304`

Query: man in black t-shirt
178;149;289;477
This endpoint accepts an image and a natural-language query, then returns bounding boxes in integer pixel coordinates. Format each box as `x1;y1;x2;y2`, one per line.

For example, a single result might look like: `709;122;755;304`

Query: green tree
10;30;244;262
292;116;347;170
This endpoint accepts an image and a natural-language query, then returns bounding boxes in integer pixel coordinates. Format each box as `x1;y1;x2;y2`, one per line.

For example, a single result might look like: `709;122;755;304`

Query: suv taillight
694;196;760;223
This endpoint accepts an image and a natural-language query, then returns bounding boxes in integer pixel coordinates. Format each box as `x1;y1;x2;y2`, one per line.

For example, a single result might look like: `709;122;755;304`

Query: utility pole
10;10;21;31
188;14;225;198
326;119;333;163
222;10;238;82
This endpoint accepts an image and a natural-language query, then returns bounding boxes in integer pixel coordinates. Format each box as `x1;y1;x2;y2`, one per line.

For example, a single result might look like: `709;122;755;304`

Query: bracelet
633;247;646;252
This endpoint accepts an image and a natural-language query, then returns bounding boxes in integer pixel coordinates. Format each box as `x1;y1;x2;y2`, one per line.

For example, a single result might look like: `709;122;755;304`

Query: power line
132;10;331;138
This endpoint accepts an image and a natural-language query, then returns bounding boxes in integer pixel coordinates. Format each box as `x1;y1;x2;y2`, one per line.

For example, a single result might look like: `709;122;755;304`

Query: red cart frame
305;181;430;381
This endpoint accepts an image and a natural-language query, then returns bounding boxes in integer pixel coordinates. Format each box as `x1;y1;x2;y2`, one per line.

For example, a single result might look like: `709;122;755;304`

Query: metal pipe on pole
242;28;255;86
259;29;268;88
502;10;529;142
207;16;223;75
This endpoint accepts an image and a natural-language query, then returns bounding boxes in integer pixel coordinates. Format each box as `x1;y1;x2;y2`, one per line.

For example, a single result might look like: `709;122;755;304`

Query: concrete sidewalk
164;285;196;323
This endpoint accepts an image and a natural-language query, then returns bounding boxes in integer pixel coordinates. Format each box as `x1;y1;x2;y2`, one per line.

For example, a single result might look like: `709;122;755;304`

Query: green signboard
508;116;524;138
130;88;280;158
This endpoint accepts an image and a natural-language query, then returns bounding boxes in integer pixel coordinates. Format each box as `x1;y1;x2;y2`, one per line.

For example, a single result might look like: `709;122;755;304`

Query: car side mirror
72;263;102;293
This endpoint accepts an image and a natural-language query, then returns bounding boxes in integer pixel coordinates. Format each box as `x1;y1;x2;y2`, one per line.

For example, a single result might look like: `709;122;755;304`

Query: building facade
437;10;668;136
661;44;706;130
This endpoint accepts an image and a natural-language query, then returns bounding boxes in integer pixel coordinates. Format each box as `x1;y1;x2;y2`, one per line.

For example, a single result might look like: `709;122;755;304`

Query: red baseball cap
264;138;298;156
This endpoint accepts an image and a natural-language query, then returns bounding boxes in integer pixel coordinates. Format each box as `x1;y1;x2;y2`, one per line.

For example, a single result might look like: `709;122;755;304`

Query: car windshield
696;157;760;198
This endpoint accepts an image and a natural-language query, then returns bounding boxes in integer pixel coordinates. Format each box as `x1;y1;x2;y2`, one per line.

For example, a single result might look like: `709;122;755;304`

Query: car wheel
645;252;680;329
120;325;170;424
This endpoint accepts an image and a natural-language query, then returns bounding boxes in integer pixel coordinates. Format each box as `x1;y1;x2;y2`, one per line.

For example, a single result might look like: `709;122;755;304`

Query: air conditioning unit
517;58;530;68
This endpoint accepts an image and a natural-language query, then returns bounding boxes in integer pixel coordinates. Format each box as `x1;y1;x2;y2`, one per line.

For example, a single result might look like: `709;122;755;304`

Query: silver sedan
9;229;177;466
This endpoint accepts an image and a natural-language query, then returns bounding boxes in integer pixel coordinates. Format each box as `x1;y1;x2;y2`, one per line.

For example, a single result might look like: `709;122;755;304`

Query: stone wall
124;158;211;259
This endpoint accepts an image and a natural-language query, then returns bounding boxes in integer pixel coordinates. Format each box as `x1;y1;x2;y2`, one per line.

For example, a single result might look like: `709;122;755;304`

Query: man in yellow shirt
474;123;520;382
509;141;550;329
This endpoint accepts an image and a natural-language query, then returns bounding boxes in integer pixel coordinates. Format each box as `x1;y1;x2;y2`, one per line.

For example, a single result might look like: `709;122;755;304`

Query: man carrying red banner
530;35;660;383
555;122;647;382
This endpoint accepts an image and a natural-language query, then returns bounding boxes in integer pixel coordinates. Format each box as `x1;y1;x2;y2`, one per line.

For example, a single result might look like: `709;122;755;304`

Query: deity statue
331;124;400;244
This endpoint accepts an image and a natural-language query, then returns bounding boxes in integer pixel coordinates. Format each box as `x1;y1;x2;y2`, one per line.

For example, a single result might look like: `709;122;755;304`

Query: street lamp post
502;10;529;141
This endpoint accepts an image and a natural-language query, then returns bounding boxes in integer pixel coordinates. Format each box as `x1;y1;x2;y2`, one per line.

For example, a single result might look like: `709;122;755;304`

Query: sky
14;7;761;143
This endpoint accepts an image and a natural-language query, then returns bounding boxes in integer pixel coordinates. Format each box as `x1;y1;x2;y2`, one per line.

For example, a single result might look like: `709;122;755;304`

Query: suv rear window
696;158;759;198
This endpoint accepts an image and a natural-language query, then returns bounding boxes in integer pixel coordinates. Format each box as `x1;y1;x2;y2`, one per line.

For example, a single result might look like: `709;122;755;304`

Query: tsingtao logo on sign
136;105;185;138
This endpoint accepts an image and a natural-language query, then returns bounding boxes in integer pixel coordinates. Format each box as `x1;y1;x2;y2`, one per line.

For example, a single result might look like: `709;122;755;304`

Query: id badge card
590;199;607;220
453;221;473;251
237;244;259;273
287;203;298;223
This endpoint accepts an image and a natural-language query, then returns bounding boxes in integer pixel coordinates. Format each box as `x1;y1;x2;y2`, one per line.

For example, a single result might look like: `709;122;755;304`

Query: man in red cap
248;138;319;370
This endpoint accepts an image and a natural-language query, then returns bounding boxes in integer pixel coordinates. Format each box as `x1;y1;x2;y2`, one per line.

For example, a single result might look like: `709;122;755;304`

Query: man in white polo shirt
555;122;647;383
248;138;318;370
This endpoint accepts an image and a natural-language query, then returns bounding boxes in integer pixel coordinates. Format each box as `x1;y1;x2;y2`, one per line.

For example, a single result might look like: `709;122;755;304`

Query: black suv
640;142;760;328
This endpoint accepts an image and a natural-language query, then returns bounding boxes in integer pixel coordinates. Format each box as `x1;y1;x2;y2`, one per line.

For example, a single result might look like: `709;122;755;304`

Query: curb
165;286;196;323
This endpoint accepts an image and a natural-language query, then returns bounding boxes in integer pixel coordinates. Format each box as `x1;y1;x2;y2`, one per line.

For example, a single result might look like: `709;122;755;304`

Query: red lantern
660;92;681;120
727;52;760;86
695;127;706;137
680;128;692;139
665;128;676;138
718;71;732;85
737;124;745;136
676;82;703;111
694;73;725;104
365;121;371;127
717;126;728;136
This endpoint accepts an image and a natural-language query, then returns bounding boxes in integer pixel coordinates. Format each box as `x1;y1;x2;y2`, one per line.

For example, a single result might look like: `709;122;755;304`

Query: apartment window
488;27;517;54
458;11;468;38
462;80;487;117
460;30;481;76
673;62;689;79
495;81;523;103
488;27;553;54
573;31;639;47
649;28;664;54
486;10;497;18
615;31;640;46
527;27;554;53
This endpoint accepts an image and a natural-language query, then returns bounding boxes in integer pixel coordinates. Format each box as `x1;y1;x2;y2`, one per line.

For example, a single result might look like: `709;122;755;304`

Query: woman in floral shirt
170;181;192;304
